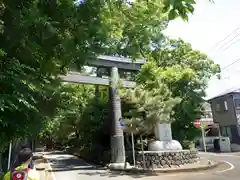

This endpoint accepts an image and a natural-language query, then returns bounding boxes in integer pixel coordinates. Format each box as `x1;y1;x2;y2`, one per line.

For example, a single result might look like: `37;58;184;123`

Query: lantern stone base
148;140;183;151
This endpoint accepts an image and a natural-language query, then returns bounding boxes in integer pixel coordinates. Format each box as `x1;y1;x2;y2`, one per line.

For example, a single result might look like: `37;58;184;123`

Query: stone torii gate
61;55;145;169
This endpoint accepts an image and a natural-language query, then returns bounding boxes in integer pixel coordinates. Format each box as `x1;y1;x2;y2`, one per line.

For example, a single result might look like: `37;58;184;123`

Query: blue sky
164;0;240;99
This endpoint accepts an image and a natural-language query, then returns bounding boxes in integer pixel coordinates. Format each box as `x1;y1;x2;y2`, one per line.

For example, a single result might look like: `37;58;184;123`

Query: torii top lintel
87;55;145;71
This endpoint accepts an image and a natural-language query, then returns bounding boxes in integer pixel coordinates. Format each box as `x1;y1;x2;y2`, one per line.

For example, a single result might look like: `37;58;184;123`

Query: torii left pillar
108;67;129;169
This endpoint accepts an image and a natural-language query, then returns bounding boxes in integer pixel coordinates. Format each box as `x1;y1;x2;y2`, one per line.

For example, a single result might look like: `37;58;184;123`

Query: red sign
194;119;201;128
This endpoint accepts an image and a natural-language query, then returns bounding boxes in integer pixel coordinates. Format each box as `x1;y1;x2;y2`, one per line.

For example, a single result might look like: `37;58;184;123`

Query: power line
221;58;240;72
214;31;240;52
211;58;240;79
208;29;240;75
208;28;240;52
220;39;240;52
206;28;240;81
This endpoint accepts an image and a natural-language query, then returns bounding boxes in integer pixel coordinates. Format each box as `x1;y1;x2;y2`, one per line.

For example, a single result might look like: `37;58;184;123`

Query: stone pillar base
107;162;131;170
110;135;126;163
148;140;183;151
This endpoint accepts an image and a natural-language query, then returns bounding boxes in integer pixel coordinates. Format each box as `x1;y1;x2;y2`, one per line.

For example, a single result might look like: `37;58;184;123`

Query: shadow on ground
44;151;67;155
77;170;160;178
48;153;104;172
47;152;160;178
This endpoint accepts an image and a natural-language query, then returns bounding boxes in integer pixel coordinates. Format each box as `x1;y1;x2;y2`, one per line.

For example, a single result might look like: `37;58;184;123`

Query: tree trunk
125;135;131;149
140;135;146;169
95;68;101;103
76;131;80;139
131;132;136;167
0;154;3;172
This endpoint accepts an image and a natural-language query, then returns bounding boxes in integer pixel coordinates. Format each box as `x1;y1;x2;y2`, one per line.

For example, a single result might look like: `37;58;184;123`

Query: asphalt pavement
42;151;240;180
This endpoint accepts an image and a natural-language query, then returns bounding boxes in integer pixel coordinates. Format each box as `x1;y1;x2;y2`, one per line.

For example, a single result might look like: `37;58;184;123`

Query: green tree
137;39;220;142
122;81;181;134
39;84;95;146
121;81;180;166
0;0;203;150
0;0;212;169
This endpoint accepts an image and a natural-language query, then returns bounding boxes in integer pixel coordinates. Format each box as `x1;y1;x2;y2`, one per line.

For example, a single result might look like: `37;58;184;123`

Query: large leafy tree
0;0;212;170
137;39;220;142
0;0;205;150
0;0;110;156
0;0;93;152
39;84;95;146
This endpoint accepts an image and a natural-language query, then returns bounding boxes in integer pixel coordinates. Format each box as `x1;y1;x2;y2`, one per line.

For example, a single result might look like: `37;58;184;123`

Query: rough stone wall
67;148;199;169
135;150;198;169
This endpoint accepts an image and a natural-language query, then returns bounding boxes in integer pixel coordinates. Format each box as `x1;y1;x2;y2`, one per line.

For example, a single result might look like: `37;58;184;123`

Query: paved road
43;151;240;180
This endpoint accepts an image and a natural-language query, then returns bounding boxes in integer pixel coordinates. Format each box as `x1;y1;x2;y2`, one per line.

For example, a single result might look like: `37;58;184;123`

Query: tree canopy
137;39;220;142
0;0;218;161
39;84;95;145
37;37;220;161
122;81;181;135
0;0;206;150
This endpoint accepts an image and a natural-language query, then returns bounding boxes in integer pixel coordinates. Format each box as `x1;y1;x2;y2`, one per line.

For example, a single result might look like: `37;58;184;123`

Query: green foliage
92;0;208;57
0;0;84;151
39;84;95;145
77;98;108;149
164;0;214;21
101;0;168;58
39;39;220;151
182;140;195;150
0;58;59;150
137;39;220;142
39;83;110;153
0;0;202;152
121;81;181;135
0;0;212;161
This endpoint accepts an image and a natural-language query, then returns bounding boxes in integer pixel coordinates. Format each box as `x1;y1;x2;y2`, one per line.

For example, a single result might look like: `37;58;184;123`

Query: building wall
210;93;240;144
210;94;237;126
232;94;240;141
233;94;240;125
229;125;240;144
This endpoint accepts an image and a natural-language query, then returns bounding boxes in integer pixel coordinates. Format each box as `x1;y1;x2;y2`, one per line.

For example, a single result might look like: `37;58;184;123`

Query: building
200;102;218;137
208;89;240;144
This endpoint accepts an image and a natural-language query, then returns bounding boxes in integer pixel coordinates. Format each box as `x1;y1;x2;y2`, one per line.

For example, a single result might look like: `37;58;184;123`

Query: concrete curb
109;161;220;174
45;166;108;172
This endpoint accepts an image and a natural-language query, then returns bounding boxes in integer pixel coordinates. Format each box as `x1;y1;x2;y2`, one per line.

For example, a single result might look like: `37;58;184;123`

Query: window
237;125;240;137
224;101;228;111
234;99;240;108
216;103;221;111
215;100;228;112
221;127;227;136
221;126;232;141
